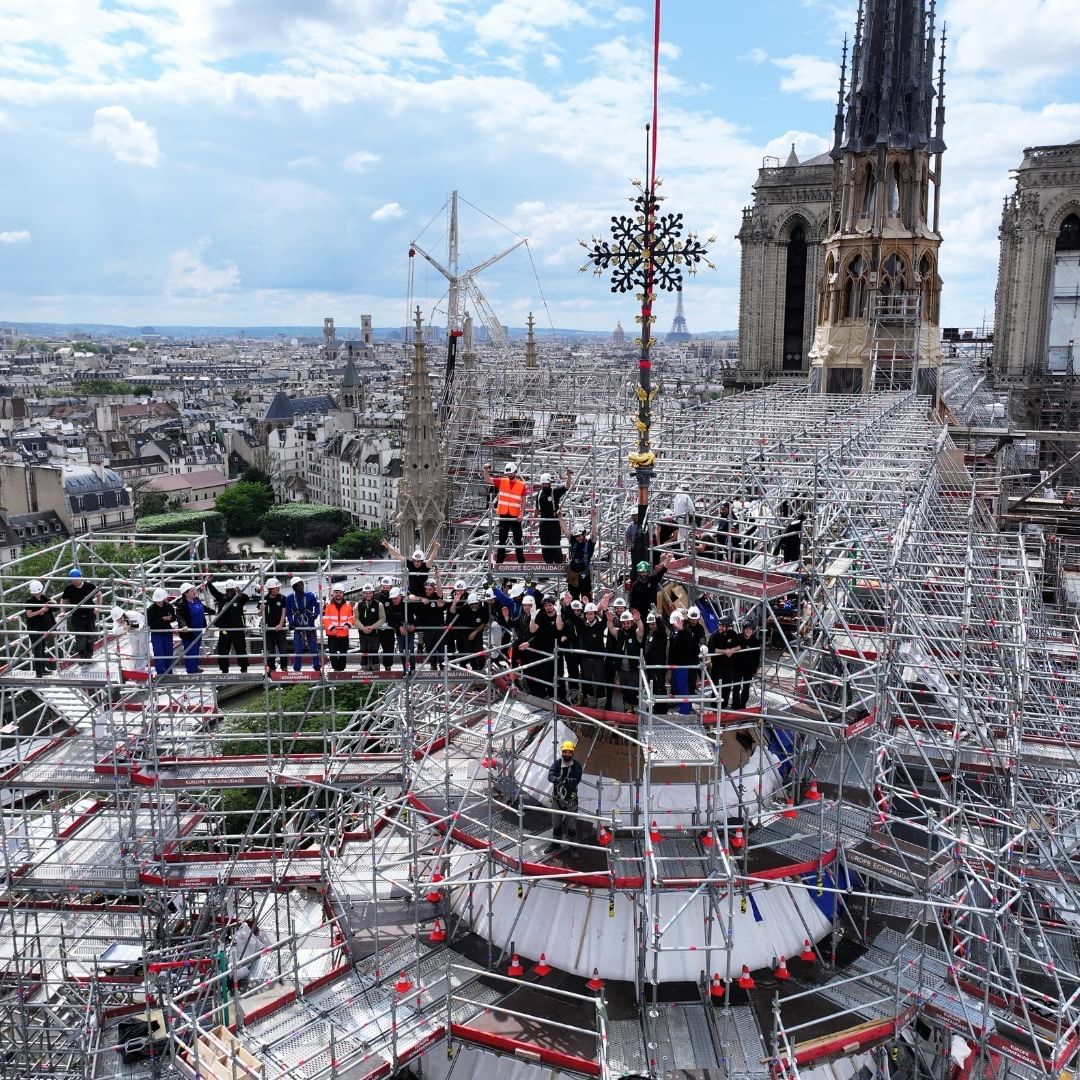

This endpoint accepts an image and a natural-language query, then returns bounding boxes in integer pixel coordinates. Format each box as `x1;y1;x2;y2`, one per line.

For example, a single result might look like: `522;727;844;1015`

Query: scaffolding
0;361;1078;1079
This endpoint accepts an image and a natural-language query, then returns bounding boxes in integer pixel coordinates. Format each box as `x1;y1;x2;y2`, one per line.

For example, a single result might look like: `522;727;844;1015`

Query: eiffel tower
667;290;691;342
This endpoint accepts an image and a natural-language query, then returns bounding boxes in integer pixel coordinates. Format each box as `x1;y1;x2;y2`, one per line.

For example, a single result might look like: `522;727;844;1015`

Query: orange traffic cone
782;796;797;819
533;953;552;977
737;964;755;990
586;968;604;992
805;779;821;802
649;821;662;844
597;825;612;846
800;939;816;963
507;953;524;978
701;830;714;848
429;918;446;943
394;971;412;994
709;972;725;1001
775;955;790;981
731;828;745;850
426;871;444;904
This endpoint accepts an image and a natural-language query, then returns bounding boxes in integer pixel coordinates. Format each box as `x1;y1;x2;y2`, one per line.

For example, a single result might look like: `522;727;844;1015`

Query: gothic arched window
886;163;903;219
1057;214;1080;252
859;166;877;218
843;254;869;320
879;254;908;297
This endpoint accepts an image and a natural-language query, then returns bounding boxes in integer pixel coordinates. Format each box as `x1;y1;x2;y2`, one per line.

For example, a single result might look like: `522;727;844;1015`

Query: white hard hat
584;602;598;613
613;597;626;609
484;588;496;599
687;606;701;620
379;576;392;586
411;548;425;560
662;508;675;520
111;606;124;621
646;612;657;623
510;583;526;598
224;579;237;590
177;582;194;596
573;521;587;534
570;599;583;610
503;462;517;475
620;611;633;622
389;586;402;599
521;595;536;606
539;472;552;484
152;587;168;602
266;577;281;589
361;581;373;591
28;579;44;594
467;592;480;603
290;577;303;587
454;578;467;590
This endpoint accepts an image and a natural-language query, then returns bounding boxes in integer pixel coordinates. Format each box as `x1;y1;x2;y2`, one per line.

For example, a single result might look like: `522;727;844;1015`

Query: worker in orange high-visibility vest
321;585;354;671
483;461;528;564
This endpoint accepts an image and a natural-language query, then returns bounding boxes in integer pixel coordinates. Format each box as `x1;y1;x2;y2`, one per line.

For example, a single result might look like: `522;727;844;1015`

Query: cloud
370;202;405;221
89;106;161;167
166;242;240;296
287;155;320;169
0;230;31;244
772;54;840;102
342;150;380;173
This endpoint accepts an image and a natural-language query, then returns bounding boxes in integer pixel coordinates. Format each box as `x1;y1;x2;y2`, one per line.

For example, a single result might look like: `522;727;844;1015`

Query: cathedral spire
840;0;939;153
831;34;848;159
524;312;538;369
396;306;445;549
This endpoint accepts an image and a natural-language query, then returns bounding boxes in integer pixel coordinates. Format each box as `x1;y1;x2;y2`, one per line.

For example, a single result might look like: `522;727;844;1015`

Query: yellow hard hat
560;740;576;753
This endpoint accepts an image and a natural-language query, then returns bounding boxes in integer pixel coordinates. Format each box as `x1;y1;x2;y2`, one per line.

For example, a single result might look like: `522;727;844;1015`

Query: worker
668;606;706;715
322;585;354;672
642;609;669;713
354;582;384;671
174;582;212;675
608;609;643;711
734;621;762;709
563;505;598;599
208;579;249;674
384;538;440;599
146;587;177;676
111;606;148;675
414;577;447;670
673;489;697;550
446;578;470;660
382;586;411;671
483;461;527;564
457;592;488;671
376;577;397;667
23;579;57;678
547;739;583;856
558;594;582;703
626;555;671;617
526;593;560;697
707;614;740;712
260;578;289;674
536;469;570;564
576;601;607;708
61;568;101;664
652;510;680;565
286;578;321;672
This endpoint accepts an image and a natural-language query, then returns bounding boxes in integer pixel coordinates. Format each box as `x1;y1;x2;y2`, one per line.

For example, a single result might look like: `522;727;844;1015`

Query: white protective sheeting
451;872;832;982
420;1045;567;1080
513;719;783;826
798;1051;874;1080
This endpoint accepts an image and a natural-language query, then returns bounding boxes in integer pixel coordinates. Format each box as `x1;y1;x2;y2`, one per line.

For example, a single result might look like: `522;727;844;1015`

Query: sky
0;0;1078;334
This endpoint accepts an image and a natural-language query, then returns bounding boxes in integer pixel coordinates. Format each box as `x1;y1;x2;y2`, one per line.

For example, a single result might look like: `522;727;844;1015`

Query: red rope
650;0;661;190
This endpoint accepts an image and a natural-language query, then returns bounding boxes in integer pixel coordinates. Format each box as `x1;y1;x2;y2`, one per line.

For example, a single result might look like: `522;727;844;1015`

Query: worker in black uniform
24;579;57;677
382;587;411;671
577;602;606;708
609;609;643;711
548;739;583;855
456;592;488;671
708;614;740;711
734;621;762;709
536;469;570;564
414;578;446;670
354;583;385;672
208;578;249;674
525;594;560;698
626;555;671;617
642;610;669;713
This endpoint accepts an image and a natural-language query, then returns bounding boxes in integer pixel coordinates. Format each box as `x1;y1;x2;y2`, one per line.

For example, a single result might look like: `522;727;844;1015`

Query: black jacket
208;584;247;629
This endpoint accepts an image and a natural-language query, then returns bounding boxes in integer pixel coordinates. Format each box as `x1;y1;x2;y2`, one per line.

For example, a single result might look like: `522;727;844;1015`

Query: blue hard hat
68;568;82;578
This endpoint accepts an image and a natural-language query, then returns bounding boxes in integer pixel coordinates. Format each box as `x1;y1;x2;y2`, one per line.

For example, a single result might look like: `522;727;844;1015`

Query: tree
136;490;169;519
259;505;351;547
239;466;274;491
332;527;385;559
215;482;275;537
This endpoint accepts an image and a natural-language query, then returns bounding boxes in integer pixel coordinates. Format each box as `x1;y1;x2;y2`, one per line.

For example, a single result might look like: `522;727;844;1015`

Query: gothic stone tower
396;307;445;549
737;144;834;380
808;0;946;397
993;142;1080;429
